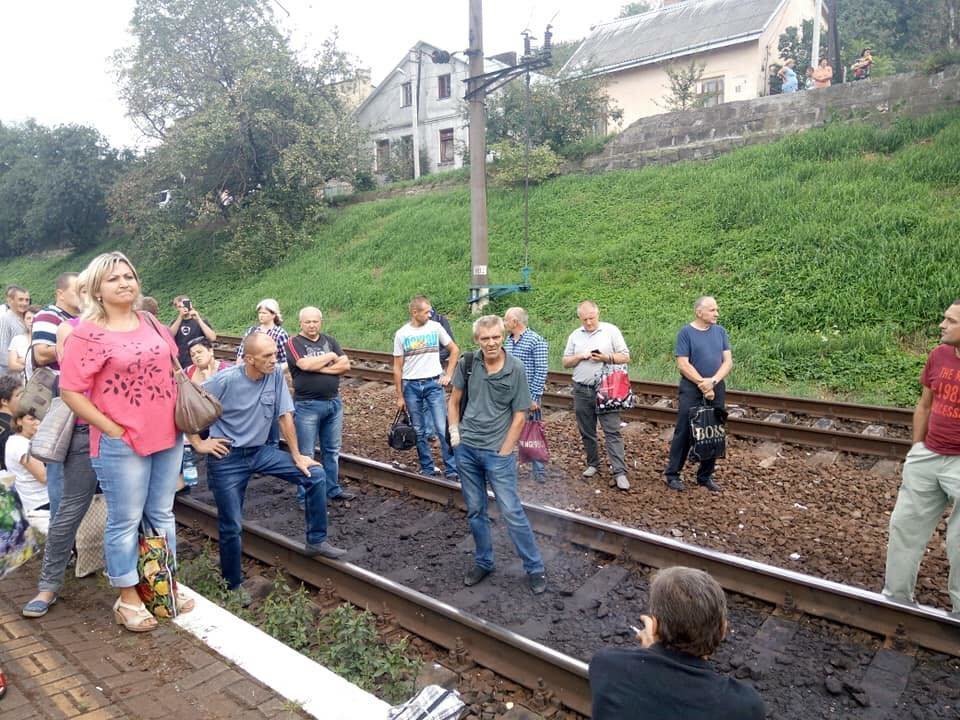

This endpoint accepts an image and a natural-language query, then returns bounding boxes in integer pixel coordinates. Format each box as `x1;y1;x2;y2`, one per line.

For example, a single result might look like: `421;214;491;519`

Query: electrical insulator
431;49;451;64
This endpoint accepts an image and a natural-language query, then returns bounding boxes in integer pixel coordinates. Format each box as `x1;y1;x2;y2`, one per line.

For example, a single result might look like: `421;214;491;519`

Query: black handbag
388;409;418;451
688;404;729;462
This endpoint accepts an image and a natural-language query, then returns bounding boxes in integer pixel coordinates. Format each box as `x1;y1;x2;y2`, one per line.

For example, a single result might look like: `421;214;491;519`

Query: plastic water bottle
183;446;199;487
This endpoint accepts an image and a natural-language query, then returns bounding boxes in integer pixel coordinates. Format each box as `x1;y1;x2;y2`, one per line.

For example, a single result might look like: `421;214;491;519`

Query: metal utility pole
827;0;841;81
467;0;489;311
811;0;824;67
412;50;423;179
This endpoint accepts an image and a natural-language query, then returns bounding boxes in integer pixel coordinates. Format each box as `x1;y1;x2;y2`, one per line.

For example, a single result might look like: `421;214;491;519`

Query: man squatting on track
590;566;765;720
190;332;346;600
447;315;548;595
883;299;960;615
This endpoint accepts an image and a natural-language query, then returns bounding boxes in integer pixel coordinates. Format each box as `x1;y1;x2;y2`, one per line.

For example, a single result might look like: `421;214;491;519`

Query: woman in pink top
60;252;192;632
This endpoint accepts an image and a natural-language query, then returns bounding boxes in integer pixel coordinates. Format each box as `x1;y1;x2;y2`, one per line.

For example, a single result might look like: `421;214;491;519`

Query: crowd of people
774;47;875;96
0;252;957;717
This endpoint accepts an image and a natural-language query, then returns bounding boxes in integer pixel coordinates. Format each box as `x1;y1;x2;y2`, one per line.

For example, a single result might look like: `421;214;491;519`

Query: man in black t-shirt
0;376;23;471
590;567;765;720
285;307;355;503
169;295;218;367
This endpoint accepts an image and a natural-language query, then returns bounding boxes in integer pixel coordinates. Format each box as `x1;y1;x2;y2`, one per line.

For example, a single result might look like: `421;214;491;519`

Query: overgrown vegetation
5;112;960;406
180;550;419;704
489;141;562;186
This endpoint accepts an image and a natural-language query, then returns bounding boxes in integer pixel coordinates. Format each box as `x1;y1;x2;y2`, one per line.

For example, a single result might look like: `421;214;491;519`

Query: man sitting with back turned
189;333;346;597
590;566;765;720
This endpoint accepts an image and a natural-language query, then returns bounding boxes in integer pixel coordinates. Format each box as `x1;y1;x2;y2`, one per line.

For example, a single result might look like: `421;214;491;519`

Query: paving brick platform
0;564;311;720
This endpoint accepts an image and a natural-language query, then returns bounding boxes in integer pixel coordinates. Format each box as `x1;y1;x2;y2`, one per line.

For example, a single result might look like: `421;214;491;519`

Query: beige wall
605;42;763;128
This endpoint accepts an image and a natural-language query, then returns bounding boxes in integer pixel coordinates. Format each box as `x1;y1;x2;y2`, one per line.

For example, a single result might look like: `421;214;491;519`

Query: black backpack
388;409;418;451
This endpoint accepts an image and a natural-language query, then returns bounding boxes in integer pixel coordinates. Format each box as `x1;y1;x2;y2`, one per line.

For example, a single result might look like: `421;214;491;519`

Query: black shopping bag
688;404;728;462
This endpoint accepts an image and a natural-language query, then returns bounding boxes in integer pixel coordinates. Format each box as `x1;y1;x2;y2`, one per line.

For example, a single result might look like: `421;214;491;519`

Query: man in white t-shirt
393;295;460;478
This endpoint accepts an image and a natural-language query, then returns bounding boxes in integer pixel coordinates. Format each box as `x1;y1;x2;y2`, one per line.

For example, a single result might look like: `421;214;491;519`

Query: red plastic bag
596;366;636;413
518;418;550;464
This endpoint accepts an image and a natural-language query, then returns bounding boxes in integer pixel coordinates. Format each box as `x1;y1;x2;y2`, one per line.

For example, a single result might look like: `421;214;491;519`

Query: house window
376;139;390;172
438;74;452;100
700;77;724;107
439;128;455;164
401;82;412;107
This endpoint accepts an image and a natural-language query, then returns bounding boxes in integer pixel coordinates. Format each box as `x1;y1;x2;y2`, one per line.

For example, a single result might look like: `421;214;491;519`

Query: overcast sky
0;0;630;150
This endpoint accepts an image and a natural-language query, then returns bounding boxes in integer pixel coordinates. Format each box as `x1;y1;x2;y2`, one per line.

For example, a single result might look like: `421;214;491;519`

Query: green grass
7;112;960;406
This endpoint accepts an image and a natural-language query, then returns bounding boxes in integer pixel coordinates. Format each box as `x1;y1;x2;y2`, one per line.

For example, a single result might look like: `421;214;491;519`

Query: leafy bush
921;49;960;74
489;140;561;186
261;576;316;652
558;134;616;161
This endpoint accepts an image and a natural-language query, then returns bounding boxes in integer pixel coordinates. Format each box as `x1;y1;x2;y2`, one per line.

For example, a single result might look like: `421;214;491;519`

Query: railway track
175;453;960;717
215;336;912;458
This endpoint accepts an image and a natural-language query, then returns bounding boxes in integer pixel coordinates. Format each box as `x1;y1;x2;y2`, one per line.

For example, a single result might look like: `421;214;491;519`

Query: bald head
242;331;279;379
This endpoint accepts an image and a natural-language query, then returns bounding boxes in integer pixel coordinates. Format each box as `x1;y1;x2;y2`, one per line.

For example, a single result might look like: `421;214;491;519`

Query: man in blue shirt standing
190;333;347;597
664;296;733;493
504;306;549;483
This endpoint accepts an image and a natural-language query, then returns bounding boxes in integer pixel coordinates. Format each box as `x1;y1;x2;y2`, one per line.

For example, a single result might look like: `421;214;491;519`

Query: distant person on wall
448;315;547;595
237;298;289;369
563;300;631;491
393;295;460;479
663;296;732;494
589;566;765;720
286;306;356;507
169;295;217;368
0;286;31;376
803;66;815;90
504;306;549;483
191;333;346;601
852;47;873;81
778;59;799;93
813;57;834;88
883;299;960;615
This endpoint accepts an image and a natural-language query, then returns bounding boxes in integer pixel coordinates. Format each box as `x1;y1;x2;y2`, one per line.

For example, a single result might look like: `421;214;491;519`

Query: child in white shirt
4;411;48;535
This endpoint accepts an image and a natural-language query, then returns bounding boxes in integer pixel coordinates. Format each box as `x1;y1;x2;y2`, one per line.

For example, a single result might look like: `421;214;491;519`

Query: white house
355;41;512;179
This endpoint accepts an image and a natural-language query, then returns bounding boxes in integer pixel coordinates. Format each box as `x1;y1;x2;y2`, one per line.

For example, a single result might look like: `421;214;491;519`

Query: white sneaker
582;466;598;478
615;474;630;491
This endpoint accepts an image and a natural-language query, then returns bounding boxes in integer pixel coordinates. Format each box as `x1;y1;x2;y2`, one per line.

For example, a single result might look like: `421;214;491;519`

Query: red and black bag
596;365;635;413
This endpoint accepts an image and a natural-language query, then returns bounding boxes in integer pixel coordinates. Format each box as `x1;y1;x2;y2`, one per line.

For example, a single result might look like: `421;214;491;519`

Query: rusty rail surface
336;455;960;657
174;496;592;715
215;338;910;458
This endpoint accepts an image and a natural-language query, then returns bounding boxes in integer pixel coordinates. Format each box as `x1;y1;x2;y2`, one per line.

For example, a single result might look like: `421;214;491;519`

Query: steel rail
338;454;960;657
174;496;592;715
270;356;911;458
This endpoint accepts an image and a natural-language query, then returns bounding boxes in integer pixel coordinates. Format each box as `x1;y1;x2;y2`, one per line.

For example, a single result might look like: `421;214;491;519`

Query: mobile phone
182;299;192;311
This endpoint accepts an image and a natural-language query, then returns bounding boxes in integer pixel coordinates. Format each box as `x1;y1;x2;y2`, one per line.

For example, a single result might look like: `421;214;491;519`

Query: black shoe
528;572;548;595
665;477;684;491
464;566;492;587
304;541;348;559
698;477;721;493
329;491;357;502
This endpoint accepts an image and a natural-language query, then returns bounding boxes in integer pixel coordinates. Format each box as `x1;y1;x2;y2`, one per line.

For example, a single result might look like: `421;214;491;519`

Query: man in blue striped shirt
505;307;549;482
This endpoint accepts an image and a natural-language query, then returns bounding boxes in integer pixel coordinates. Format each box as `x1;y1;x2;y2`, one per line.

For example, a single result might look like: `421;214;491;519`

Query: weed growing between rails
180;545;420;704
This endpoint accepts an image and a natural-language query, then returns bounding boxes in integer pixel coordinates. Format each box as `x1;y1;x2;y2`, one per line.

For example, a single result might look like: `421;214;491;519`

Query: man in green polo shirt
447;315;547;595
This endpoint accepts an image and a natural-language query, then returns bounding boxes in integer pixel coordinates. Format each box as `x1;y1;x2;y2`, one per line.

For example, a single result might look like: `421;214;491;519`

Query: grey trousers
36;426;99;594
573;382;628;476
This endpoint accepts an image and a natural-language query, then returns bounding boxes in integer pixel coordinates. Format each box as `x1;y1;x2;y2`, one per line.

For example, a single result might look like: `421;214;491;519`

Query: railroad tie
744;614;800;678
853;649;916;718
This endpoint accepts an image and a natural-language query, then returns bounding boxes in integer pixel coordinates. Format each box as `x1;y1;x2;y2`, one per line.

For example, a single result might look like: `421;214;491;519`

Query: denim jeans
90;435;183;588
207;444;328;589
454;444;544;574
294;397;344;499
46;461;64;522
664;378;727;483
37;427;99;594
403;377;457;475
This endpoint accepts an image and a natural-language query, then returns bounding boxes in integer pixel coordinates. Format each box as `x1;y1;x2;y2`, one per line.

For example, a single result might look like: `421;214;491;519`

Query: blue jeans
294;398;344;499
454;444;544;574
403;377;457;476
207;444;328;589
46;461;64;522
90;436;183;588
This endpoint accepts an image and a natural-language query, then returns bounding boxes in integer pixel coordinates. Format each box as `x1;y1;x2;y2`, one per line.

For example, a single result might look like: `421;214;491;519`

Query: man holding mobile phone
562;300;631;491
169;294;218;367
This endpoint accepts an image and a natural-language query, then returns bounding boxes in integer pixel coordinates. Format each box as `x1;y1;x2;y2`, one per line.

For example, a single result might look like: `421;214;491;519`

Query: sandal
113;597;158;633
176;591;195;614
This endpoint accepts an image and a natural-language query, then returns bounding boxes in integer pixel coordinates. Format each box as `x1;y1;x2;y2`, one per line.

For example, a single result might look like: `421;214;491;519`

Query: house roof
561;0;788;78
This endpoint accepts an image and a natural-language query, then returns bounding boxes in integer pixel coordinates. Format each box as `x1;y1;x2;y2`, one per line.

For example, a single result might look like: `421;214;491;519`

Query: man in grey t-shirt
448;315;546;595
0;285;30;376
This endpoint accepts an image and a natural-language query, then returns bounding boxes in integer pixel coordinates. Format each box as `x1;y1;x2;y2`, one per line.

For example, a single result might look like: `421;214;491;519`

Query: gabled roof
355;40;510;117
561;0;788;79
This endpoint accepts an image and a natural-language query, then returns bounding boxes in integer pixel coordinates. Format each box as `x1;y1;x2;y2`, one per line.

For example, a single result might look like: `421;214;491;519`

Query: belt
574;381;597;389
406;375;441;382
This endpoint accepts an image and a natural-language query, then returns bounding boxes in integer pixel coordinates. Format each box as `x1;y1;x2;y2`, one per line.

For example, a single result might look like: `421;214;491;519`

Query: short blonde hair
81;252;142;324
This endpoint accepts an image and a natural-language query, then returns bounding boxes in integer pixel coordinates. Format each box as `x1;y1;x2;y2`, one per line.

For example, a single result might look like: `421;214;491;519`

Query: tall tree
659;59;706;111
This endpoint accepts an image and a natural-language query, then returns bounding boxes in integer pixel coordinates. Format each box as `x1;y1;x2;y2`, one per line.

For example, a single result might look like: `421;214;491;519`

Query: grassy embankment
4;111;960;406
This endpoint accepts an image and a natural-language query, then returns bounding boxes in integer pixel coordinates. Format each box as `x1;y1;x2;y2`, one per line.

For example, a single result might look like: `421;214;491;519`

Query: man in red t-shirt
883;300;960;614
